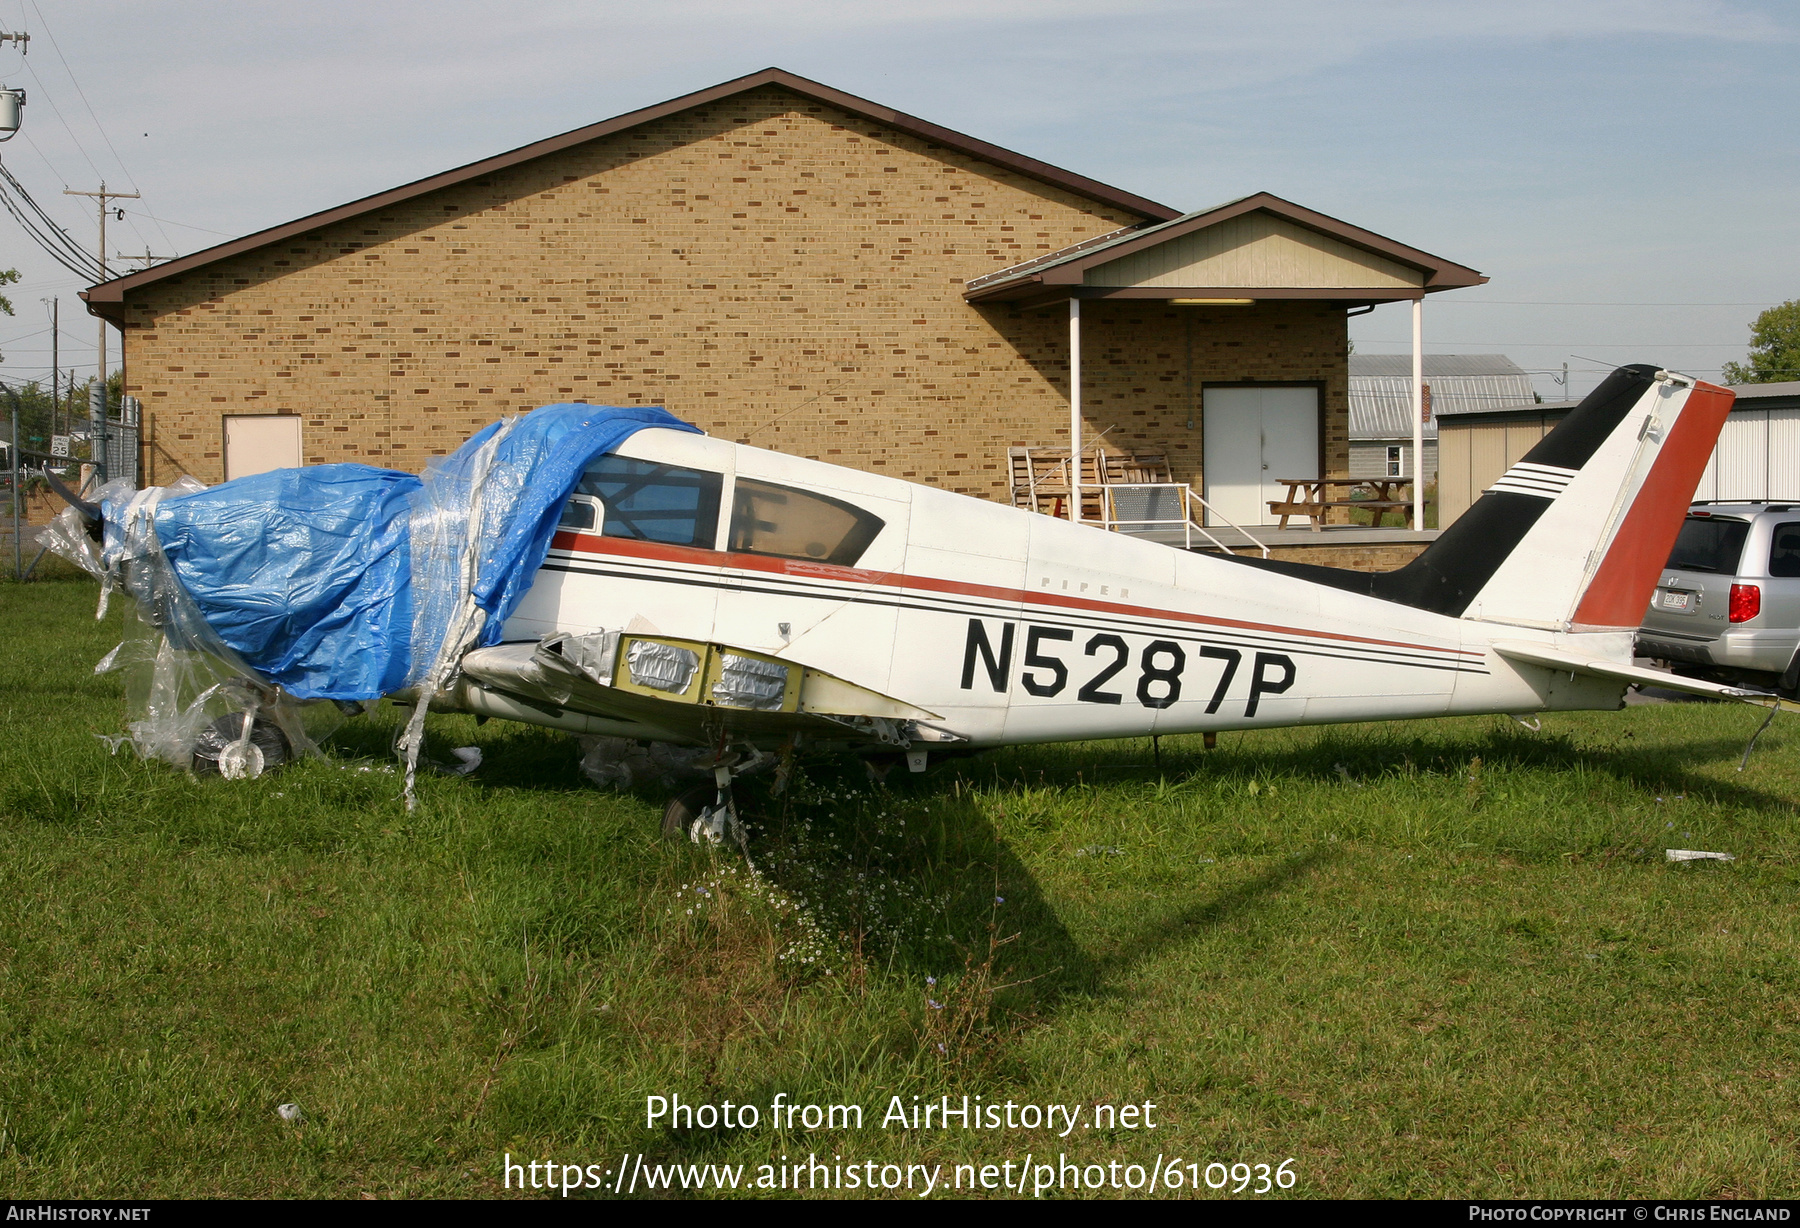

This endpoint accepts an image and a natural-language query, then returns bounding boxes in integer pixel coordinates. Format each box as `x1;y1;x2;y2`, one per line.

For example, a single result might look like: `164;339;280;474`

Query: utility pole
65;184;139;483
43;298;57;440
4;379;20;580
115;247;173;270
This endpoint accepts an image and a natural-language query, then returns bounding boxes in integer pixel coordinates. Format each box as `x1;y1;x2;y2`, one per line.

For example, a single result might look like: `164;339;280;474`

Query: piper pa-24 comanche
52;364;1770;838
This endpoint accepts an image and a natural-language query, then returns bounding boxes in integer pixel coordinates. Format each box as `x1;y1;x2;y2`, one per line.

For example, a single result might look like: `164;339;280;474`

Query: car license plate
1660;590;1692;610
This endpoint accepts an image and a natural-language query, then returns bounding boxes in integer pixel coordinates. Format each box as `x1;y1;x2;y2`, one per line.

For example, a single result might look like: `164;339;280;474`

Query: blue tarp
104;403;699;701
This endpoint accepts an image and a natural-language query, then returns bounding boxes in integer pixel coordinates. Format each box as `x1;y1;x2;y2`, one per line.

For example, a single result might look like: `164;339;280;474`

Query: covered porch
964;193;1485;567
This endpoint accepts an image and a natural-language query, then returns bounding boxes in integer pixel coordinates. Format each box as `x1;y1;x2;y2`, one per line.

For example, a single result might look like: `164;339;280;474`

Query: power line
1417;301;1779;308
0;159;103;277
25;1;135;192
1353;334;1749;343
14;2;174;257
0;181;103;279
0;159;99;266
121;207;225;238
18;53;103;183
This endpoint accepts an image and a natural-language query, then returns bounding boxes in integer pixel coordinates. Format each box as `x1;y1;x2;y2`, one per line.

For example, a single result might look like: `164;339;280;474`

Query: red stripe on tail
1572;381;1736;628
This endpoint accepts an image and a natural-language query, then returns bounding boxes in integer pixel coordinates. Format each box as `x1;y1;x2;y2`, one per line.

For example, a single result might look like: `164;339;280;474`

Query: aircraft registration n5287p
447;364;1757;800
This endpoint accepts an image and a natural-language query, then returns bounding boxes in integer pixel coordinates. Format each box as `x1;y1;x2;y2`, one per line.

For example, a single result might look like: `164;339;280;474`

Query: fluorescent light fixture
1170;298;1255;306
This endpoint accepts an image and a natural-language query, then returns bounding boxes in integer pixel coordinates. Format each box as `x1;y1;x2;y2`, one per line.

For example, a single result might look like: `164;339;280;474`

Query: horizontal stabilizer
1491;640;1782;705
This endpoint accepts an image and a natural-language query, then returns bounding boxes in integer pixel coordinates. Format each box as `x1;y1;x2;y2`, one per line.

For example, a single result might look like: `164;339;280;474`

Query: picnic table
1269;477;1414;530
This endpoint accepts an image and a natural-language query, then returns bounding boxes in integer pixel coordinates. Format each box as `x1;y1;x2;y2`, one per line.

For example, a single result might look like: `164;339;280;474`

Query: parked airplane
437;364;1759;828
47;364;1765;838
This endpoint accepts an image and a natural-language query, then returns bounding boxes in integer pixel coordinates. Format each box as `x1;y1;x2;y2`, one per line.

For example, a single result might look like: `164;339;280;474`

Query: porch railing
1098;483;1270;558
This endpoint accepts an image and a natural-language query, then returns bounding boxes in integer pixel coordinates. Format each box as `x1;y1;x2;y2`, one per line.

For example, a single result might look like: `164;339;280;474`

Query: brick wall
123;85;1348;498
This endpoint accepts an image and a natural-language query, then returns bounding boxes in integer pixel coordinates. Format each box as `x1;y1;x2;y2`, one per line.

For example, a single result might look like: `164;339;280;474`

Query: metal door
1202;386;1318;526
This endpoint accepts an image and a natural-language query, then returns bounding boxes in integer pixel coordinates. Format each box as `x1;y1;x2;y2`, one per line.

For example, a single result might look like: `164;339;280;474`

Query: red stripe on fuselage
548;530;1483;660
1573;380;1737;628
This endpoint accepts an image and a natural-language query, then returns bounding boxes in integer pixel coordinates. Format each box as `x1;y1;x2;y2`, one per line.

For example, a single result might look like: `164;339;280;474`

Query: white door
1201;386;1318;526
224;414;302;480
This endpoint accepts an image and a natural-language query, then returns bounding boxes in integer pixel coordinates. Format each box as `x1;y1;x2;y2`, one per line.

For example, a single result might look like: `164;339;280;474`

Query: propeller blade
43;468;101;521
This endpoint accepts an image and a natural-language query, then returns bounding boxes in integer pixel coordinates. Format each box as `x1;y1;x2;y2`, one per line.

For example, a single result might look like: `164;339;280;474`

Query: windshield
1666;516;1751;575
575;456;723;548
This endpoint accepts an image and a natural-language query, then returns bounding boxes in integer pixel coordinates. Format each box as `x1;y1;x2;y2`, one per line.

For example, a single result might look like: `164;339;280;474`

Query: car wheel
1778;650;1800;700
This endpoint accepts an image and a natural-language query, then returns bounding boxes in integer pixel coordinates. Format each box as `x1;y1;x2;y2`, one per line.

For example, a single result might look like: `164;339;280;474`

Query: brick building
82;68;1483;542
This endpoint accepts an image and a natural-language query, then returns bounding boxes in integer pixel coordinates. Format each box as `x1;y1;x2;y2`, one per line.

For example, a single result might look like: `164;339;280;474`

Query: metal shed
1349;353;1537;483
1435;380;1800;526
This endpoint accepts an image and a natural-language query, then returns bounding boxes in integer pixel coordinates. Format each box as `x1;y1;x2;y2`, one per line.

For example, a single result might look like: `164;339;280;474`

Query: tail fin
1224;365;1737;631
1444;365;1735;631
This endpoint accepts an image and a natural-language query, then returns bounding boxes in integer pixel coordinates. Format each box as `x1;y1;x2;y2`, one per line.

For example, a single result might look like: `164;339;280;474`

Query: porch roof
963;192;1487;308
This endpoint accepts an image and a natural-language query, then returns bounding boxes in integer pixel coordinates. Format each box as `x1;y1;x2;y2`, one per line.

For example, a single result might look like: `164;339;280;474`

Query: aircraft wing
1490;640;1784;706
454;630;962;748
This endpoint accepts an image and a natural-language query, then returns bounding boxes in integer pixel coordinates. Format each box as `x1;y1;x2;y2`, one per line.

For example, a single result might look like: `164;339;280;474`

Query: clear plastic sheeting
397;405;700;807
42;476;341;774
712;653;790;710
575;735;713;792
37;403;699;796
626;639;699;693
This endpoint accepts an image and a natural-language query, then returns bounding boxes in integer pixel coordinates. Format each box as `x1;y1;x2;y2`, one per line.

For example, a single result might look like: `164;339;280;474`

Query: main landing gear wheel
662;783;717;842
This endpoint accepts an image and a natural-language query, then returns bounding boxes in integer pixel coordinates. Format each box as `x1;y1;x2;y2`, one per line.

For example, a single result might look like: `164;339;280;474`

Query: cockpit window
570;455;723;548
728;478;885;566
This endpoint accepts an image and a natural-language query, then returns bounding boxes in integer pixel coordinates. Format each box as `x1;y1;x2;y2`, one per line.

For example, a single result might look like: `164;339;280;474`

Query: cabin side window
558;495;599;531
566;455;723;548
728;478;885;566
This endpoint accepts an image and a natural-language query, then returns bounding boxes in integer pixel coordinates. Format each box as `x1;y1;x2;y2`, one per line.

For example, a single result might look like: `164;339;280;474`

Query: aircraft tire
661;783;717;842
192;712;292;777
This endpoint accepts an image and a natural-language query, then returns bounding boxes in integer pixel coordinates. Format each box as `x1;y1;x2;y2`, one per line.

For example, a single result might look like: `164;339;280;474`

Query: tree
1722;299;1800;385
0;268;16;365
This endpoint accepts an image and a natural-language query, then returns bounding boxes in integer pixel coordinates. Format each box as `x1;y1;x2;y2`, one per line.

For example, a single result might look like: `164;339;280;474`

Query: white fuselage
501;429;1623;747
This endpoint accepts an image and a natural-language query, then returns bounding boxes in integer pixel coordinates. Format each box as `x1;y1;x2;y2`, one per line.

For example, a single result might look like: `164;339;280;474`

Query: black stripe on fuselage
536;558;1491;676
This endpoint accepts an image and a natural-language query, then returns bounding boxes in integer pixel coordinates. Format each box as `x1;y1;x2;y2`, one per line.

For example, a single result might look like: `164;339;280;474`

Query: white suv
1637;502;1800;696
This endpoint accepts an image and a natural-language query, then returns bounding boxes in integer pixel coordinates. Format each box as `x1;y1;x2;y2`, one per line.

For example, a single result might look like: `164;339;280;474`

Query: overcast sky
0;0;1794;398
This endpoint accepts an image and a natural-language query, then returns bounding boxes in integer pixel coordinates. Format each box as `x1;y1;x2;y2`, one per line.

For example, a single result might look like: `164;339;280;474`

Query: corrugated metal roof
1349;353;1537;439
1731;380;1800;399
1350;353;1529;380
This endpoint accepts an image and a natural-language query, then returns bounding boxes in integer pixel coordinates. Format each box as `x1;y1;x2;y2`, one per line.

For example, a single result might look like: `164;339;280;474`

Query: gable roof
81;67;1182;322
963;192;1486;304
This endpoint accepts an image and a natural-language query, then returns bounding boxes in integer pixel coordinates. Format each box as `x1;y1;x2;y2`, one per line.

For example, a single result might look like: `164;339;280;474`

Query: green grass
2;576;1798;1199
